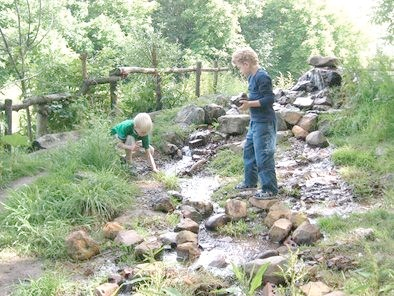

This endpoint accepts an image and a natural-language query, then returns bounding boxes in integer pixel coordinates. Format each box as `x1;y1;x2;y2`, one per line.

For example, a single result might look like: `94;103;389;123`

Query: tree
373;0;394;44
152;0;240;60
239;0;360;78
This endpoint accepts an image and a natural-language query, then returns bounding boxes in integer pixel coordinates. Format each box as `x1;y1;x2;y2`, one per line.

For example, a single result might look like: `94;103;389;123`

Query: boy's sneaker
235;182;257;190
255;190;276;200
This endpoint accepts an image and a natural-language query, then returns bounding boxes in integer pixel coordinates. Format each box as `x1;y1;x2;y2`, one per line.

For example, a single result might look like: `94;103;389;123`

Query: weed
226;262;268;296
277;249;308;296
12;272;67;296
219;219;249;238
154;171;180;190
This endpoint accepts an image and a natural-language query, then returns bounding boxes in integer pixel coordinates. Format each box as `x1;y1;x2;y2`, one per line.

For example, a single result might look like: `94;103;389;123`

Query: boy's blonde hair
231;47;259;66
134;113;152;134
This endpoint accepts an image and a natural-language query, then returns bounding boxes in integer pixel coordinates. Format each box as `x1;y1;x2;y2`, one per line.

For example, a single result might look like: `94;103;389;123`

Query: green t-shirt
110;119;150;149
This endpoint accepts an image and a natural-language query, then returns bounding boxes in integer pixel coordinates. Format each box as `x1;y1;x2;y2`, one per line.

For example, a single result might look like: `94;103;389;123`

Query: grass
317;209;394;295
207;149;243;177
0;149;46;188
0;123;139;259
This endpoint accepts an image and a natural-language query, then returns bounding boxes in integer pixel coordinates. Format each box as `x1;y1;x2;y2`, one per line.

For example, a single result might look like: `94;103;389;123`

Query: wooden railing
0;54;230;141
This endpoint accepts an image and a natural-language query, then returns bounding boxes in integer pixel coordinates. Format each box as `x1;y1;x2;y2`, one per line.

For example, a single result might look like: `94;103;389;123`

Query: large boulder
175;104;205;126
218;114;250;135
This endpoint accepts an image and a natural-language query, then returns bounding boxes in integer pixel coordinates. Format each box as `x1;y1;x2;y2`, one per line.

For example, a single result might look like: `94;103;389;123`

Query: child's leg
125;135;136;164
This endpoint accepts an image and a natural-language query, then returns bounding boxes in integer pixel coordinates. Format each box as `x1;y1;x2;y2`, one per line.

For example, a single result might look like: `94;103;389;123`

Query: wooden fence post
36;104;48;137
213;60;218;93
195;61;202;97
152;44;163;110
110;81;117;111
4;99;12;135
26;107;33;142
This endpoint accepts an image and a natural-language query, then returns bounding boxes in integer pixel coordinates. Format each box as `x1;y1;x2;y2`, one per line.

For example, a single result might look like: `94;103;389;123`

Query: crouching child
110;113;159;173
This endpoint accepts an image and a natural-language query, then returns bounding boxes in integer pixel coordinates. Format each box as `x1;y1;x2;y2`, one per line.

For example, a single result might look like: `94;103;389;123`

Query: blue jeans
243;120;278;194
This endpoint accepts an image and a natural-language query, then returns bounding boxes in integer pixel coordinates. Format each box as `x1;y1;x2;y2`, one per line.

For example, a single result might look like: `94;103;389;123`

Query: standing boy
231;47;278;199
110;113;159;173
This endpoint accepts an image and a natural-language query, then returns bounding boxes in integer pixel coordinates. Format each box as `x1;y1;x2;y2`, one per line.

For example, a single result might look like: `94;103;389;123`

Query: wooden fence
0;53;230;141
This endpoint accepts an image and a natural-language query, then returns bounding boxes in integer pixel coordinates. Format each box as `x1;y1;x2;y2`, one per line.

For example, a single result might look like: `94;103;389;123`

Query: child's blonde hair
134;113;152;134
232;47;259;66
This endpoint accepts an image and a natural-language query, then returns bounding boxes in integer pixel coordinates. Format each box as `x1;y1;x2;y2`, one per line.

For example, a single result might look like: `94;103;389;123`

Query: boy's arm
145;149;159;172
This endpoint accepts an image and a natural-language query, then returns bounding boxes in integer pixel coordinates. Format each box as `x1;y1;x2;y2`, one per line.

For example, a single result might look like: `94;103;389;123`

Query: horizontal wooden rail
0;93;72;111
111;66;230;76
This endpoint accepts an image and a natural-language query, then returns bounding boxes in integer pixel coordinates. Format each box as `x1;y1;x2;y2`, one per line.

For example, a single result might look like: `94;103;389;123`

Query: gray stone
218;114;250;135
306;131;329;147
225;199;248;220
244;256;287;285
175;104;205;126
203;103;226;124
292;221;322;245
114;230;144;246
205;213;231;231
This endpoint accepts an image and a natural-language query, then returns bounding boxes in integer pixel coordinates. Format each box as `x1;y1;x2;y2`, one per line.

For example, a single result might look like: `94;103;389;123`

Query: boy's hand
239;100;250;111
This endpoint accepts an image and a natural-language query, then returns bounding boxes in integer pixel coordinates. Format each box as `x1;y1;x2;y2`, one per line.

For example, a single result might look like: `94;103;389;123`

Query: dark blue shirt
247;69;276;122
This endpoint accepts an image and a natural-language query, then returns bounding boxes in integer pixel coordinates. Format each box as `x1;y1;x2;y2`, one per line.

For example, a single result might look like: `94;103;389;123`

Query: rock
152;196;175;213
218;114;250;135
292;221;322;245
114;230;144;246
208;256;228;268
293;96;314;109
135;237;163;260
176;230;198;245
306;131;329;147
264;208;292;228
276;130;293;143
297;113;318;132
162;143;182;158
314;96;333;106
244;256;287;285
268;218;292;243
95;283;119;296
163;131;185;147
351;228;375;241
262;282;277;296
275;112;288;131
180;205;203;223
175;104;205;126
308;56;339;68
279;107;303;125
159;231;177;248
188;130;211;147
292;125;308;140
300;281;331;296
185;200;213;218
176;242;201;261
290;212;309;229
102;222;124;240
203;103;226;124
249;197;278;210
174;218;200;234
65;230;100;261
205;213;231;231
255;250;280;260
32;131;80;150
225;199;248;219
